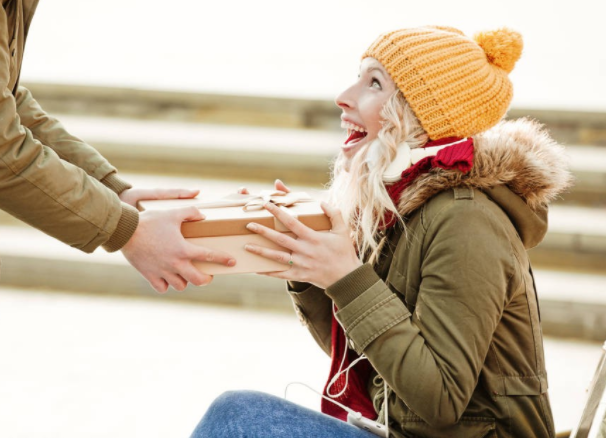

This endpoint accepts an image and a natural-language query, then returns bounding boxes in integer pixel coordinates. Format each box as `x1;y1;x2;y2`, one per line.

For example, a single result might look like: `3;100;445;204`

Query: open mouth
341;121;368;147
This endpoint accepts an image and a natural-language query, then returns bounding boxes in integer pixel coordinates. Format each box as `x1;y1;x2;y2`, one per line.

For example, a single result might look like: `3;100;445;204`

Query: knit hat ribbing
363;26;523;140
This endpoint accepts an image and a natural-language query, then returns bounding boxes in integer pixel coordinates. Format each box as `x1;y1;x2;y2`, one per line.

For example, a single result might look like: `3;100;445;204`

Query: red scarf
321;137;474;421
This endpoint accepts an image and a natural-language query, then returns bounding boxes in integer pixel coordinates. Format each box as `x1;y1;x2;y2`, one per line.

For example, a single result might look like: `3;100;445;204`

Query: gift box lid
138;191;331;238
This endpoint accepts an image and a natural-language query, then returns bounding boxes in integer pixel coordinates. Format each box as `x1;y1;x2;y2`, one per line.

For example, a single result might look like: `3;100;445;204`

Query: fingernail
227;259;236;267
246;223;257;231
244;244;256;251
264;202;274;209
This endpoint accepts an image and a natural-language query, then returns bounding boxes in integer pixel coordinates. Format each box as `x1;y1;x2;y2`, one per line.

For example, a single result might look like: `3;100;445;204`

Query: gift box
138;191;330;275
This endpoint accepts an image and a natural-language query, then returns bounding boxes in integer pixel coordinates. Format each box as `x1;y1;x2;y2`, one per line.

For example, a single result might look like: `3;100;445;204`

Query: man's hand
121;206;236;293
119;187;200;208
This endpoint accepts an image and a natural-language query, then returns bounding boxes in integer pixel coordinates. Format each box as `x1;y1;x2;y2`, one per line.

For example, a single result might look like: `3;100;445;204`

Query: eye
371;77;382;90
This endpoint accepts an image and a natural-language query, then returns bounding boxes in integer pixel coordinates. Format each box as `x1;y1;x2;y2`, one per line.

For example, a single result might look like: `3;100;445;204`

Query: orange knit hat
363;26;523;140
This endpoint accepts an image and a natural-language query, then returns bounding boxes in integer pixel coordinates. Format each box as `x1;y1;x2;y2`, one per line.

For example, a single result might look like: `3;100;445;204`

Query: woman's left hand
244;201;362;289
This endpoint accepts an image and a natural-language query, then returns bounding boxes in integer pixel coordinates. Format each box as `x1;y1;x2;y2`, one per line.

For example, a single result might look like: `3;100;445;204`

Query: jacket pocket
401;416;496;438
483;373;548;396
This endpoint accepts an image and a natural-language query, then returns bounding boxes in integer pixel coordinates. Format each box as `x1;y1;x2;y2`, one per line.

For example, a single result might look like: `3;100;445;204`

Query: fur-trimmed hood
398;118;574;248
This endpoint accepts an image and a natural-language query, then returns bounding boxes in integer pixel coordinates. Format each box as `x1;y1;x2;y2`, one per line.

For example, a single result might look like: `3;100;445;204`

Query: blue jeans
189;390;379;438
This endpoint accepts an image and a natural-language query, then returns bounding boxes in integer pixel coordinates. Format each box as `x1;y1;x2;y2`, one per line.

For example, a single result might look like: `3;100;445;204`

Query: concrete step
535;204;606;272
25;82;606;146
562;145;606;206
0;201;604;340
44;114;606;204
57;114;340;185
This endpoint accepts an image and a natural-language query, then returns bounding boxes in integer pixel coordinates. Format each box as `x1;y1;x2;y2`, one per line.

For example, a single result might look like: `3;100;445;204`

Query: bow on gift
194;190;314;212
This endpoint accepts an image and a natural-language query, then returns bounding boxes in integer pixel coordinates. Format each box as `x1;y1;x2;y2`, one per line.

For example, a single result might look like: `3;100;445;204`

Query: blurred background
1;0;605;437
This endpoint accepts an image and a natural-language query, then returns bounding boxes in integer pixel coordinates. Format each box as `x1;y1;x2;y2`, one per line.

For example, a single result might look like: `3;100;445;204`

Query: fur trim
397;118;574;216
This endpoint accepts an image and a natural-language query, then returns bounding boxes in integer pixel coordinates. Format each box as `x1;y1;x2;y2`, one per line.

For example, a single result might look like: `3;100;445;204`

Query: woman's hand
119;187;200;208
244;200;362;289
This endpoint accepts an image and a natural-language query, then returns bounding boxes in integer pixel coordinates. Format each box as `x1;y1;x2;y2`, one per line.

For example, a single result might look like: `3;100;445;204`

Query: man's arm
14;85;126;190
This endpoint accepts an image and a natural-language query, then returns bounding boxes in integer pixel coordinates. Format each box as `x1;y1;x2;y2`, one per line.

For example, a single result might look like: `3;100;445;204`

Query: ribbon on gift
189;190;325;234
194;190;313;211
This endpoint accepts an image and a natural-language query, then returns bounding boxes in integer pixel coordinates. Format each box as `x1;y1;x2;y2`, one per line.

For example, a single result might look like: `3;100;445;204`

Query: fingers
174;206;206;223
245;243;292;265
274;179;290;193
154;188;199;200
149;276;169;294
320;202;347;233
164;273;189;292
263;202;311;238
144;188;200;200
178;263;214;287
186;242;236;267
245;222;299;251
177;189;200;199
163;188;199;199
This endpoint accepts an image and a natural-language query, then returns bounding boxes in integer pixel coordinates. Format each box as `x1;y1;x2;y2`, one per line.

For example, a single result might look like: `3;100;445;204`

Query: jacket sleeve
0;31;138;252
288;281;333;357
15;85;133;195
325;200;514;427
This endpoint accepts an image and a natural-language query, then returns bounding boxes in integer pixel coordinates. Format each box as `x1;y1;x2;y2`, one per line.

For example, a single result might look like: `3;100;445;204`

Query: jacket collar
396;118;573;248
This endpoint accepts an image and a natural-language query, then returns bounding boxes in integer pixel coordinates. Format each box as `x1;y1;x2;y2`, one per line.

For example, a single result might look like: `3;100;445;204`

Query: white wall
21;0;606;110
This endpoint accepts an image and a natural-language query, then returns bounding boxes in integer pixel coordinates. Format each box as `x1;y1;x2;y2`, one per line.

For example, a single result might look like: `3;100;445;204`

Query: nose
335;84;356;110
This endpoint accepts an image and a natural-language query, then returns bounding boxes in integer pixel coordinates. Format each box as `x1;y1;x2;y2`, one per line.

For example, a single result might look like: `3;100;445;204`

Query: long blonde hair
328;91;428;262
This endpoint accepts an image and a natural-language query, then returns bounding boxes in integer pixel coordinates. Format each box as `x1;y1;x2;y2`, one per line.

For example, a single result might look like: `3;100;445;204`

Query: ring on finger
288;252;294;266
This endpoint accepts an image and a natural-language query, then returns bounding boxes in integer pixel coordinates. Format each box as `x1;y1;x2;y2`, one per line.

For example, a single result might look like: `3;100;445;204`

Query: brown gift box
138;191;330;275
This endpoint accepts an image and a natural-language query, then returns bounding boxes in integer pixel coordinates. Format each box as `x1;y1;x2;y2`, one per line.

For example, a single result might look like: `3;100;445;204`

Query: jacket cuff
288;282;329;323
287;281;314;293
101;173;133;195
288;282;327;306
325;263;381;309
326;264;411;353
102;203;140;252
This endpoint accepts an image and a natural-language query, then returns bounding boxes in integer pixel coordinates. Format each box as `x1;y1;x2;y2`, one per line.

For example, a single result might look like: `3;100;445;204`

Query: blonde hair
328;91;428;262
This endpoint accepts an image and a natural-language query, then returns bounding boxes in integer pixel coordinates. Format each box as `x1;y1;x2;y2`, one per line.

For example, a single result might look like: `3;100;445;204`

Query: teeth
341;121;367;133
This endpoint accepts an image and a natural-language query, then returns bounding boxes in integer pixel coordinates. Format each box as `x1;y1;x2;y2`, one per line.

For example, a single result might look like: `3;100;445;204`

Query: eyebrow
362;66;387;77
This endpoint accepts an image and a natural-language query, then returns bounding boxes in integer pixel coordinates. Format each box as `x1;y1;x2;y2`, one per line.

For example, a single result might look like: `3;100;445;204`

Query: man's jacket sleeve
14;86;132;194
0;38;138;252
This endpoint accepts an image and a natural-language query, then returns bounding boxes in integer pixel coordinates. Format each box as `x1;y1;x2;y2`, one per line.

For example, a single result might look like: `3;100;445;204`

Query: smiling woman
336;59;397;167
190;26;573;438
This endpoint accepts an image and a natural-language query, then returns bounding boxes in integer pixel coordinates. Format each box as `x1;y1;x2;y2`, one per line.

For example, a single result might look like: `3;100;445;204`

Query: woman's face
335;57;397;170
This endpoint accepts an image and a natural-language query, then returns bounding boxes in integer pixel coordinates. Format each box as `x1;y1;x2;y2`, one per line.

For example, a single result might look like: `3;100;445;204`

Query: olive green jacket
290;119;573;438
0;0;138;253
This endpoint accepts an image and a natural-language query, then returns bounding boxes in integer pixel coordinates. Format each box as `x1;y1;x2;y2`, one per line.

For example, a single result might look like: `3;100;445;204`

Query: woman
191;26;572;438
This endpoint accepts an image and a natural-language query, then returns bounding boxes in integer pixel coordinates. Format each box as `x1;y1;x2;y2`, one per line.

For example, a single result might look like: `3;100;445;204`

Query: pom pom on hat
474;28;523;73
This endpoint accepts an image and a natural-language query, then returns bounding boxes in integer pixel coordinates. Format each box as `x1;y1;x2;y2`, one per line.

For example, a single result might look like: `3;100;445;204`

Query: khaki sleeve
326;200;513;428
15;85;132;195
0;16;137;253
288;281;333;357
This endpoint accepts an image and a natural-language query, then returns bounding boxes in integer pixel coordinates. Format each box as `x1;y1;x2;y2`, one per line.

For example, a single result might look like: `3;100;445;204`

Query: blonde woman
191;26;572;438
